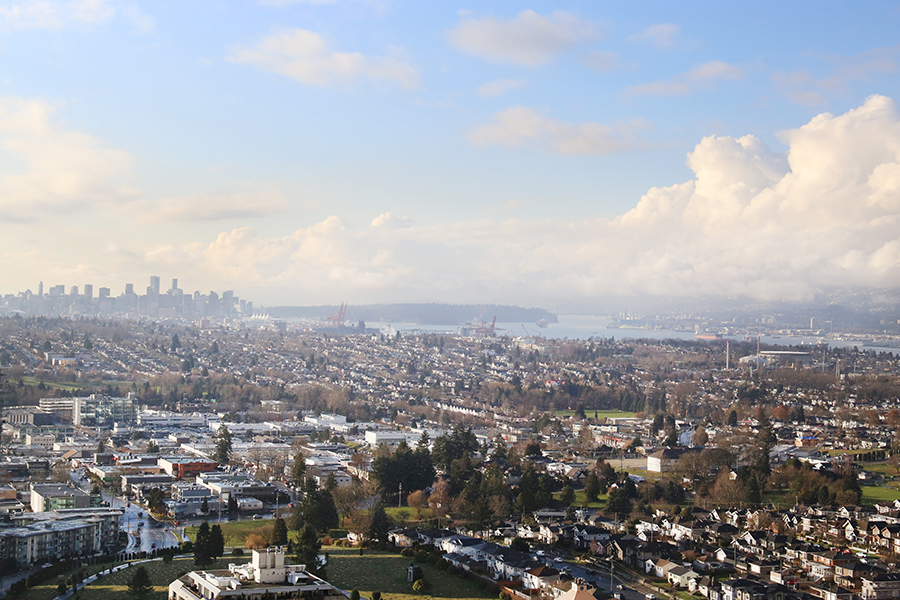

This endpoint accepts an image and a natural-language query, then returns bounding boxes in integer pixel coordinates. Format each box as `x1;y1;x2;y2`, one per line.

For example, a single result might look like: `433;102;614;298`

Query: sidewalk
52;558;159;600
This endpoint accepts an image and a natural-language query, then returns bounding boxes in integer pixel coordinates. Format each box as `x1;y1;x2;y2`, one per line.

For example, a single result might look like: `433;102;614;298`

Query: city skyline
1;2;900;307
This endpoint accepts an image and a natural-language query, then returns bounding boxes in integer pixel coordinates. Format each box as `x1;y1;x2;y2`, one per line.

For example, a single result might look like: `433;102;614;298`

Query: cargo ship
695;333;723;340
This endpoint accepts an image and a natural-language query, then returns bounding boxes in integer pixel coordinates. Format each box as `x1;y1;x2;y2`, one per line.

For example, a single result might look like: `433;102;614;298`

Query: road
70;469;179;553
534;551;658;600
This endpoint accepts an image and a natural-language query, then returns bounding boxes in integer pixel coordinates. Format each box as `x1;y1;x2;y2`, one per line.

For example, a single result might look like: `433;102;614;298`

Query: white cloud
581;50;619;72
627;60;744;97
625;81;692;97
477;78;526;97
0;0;153;32
138;191;288;223
228;28;419;90
468;106;649;155
370;212;413;229
0;96;135;220
446;10;597;67
627;23;680;49
684;60;745;81
153;95;900;304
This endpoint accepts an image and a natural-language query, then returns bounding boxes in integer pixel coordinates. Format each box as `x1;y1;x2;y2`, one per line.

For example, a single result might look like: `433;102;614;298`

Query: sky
2;1;900;309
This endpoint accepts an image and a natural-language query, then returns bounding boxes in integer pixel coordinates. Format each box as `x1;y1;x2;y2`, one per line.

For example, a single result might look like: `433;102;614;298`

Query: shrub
412;579;431;593
322;535;333;546
163;553;174;563
427;552;440;565
415;550;428;563
232;548;244;556
372;593;382;600
436;558;448;570
401;548;414;557
350;590;360;600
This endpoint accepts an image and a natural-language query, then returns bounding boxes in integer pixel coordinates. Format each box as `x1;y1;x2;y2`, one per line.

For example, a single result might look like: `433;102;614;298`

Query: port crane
326;303;347;327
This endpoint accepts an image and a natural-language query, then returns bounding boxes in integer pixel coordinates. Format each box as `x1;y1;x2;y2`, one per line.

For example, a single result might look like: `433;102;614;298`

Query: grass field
324;545;495;600
552;489;608;508
72;557;235;600
19;376;85;391
551;409;636;419
863;462;900;476
183;519;297;547
862;486;900;504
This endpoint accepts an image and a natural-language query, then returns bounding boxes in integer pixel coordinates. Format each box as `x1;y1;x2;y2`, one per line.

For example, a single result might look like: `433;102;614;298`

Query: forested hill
261;303;557;325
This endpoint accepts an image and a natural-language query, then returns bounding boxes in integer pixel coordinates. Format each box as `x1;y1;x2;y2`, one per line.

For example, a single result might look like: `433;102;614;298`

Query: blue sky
2;1;900;307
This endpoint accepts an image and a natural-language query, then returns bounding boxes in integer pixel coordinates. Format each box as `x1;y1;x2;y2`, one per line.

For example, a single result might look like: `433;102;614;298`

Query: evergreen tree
560;484;575;506
194;521;212;565
492;434;508;461
727;410;738;427
214;425;233;466
209;524;225;559
605;487;633;517
171;334;180;352
292;450;306;487
584;471;601;502
128;566;153;596
227;496;239;515
201;497;209;513
272;517;289;546
368;501;391;543
294;524;323;577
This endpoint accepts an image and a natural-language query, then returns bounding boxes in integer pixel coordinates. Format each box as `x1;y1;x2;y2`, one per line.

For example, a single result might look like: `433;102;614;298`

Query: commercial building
29;483;101;513
159;457;218;479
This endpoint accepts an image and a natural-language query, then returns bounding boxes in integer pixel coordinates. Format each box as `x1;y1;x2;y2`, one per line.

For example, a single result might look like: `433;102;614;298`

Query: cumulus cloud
0;97;135;220
446;10;596;66
159;95;900;304
627;59;744;97
0;0;154;32
469;107;649;155
370;212;413;229
627;23;680;49
228;28;419;90
477;78;526;97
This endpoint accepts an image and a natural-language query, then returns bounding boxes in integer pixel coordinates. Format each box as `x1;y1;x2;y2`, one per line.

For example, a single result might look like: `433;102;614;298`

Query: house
668;565;701;588
523;565;561;593
861;573;900;600
647;448;687;473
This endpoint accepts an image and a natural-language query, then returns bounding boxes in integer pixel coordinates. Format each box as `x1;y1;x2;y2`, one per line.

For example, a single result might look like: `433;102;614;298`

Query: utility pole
398;482;403;508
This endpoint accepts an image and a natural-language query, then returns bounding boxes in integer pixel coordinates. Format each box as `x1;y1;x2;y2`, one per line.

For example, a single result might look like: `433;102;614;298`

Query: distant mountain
261;303;557;326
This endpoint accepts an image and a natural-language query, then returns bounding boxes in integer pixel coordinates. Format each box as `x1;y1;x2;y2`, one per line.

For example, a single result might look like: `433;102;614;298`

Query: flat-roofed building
168;548;343;600
29;483;101;513
159;457;218;479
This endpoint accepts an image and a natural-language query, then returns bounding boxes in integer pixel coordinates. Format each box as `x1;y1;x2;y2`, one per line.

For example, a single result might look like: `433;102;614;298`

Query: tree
97;438;107;453
584;471;600;502
145;488;166;514
194;521;212;565
605;487;632;517
492;435;508;461
273;517;289;546
214;425;232;466
727;409;738;427
171;334;181;352
524;441;542;456
692;427;709;446
292;450;307;487
209;524;225;559
146;440;159;453
560;485;575;506
227;496;239;515
294;524;323;576
291;479;339;533
128;566;153;597
368;501;391;543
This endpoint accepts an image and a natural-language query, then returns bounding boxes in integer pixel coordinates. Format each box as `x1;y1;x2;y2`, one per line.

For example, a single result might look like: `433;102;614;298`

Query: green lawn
19;376;85;391
551;409;636;419
184;519;295;547
863;462;900;476
552;489;607;508
862;486;900;504
71;557;235;600
324;545;495;600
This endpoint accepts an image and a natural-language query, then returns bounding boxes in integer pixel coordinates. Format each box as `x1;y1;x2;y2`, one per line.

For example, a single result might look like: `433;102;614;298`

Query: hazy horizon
2;2;900;308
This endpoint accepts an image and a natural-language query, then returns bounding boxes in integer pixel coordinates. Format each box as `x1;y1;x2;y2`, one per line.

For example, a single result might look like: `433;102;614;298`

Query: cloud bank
123;95;900;304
